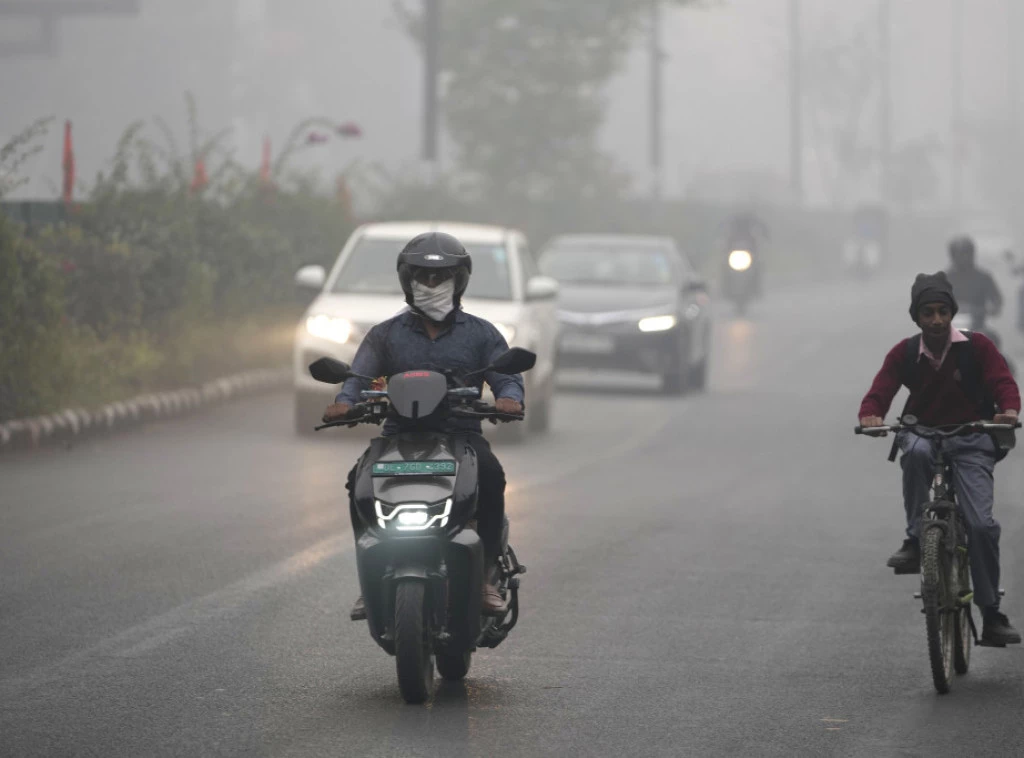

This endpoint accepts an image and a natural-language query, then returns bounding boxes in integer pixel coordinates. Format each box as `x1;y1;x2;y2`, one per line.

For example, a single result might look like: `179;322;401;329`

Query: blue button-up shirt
335;309;525;435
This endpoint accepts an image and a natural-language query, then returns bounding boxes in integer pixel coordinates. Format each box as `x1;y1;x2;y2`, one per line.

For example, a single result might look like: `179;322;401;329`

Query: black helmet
396;231;473;307
948;235;976;267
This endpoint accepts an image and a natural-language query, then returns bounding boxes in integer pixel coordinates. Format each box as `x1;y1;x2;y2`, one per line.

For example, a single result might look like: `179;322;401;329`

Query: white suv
292;221;560;438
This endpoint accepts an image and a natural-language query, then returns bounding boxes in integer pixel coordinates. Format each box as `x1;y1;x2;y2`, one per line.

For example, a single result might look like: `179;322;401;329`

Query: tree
396;1;694;212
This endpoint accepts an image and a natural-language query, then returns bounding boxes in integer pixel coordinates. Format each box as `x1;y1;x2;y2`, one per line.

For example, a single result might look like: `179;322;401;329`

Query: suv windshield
331;238;513;299
540;245;679;286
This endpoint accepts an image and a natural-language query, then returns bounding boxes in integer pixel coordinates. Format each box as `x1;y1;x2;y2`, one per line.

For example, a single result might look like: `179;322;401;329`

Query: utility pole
423;0;441;171
951;0;964;220
650;0;664;205
878;0;892;210
789;0;803;206
1009;0;1020;233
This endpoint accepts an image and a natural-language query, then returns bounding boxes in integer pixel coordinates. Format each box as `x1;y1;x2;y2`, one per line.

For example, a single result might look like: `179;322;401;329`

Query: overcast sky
1;0;1019;216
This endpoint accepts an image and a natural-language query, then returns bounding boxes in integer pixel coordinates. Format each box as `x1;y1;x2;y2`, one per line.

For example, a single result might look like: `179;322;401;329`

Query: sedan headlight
493;322;516;345
728;250;753;272
638;314;678;333
306;314;353;344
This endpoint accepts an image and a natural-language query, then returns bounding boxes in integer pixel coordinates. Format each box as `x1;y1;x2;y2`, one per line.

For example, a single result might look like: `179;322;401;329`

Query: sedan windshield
331;238;513;299
540;245;678;286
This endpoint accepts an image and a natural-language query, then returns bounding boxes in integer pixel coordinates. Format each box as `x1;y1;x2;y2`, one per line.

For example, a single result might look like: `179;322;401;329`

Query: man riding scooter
322;231;524;619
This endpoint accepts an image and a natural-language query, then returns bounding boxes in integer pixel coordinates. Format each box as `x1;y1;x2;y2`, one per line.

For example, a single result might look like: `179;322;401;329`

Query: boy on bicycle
859;271;1021;645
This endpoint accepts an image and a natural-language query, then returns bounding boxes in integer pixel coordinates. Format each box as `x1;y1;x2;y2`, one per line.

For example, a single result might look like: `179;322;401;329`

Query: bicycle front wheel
954;544;973;676
921;525;955;693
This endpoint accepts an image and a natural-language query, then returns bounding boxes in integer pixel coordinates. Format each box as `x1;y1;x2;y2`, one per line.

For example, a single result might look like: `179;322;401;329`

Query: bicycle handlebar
855;420;1021;437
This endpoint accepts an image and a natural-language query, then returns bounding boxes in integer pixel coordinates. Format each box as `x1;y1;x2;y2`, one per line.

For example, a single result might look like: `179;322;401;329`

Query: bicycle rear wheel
921;525;955;693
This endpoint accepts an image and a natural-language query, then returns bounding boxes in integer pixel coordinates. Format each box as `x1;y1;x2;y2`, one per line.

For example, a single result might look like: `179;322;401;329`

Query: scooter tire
436;650;472;681
394;580;435;704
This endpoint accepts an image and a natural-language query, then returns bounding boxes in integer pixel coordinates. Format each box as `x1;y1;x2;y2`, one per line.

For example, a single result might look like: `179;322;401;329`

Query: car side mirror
682;278;707;293
309;357;353;384
295;264;326;291
525;275;559;301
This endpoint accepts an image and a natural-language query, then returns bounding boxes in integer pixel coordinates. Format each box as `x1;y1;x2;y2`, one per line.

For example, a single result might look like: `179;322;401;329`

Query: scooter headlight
375;499;453;531
728;250;753;272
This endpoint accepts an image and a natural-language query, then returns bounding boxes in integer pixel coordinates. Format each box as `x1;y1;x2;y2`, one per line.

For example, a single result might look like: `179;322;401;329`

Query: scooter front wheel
394;580;435;704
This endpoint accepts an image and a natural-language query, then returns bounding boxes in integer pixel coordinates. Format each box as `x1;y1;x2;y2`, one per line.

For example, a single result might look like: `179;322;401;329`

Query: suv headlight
306;314;352;344
375;499;453;531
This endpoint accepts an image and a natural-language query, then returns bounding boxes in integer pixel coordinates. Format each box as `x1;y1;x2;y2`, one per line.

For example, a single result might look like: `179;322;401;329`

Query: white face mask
410;279;456;322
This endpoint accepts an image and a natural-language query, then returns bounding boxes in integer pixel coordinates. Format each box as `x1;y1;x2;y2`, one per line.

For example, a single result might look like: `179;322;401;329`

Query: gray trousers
900;431;1002;610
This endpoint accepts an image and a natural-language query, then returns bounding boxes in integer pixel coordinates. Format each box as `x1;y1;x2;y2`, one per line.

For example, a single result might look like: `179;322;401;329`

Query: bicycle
856;415;1019;694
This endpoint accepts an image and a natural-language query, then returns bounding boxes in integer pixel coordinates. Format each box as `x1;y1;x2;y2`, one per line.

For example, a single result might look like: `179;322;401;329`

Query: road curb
0;367;290;454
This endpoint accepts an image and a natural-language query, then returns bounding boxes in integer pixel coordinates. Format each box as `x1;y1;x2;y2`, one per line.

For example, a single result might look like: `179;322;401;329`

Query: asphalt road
3;275;1024;757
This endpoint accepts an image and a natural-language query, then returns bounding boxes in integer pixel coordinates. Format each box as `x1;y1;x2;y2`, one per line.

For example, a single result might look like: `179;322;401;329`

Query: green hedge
1;181;353;421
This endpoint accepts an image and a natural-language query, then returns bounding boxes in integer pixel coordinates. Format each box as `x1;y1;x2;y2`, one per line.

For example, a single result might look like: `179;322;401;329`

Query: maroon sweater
859;332;1020;425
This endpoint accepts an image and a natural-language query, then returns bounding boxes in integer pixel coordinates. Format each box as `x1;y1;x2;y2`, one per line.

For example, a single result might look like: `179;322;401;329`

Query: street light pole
789;0;803;206
879;0;892;210
423;0;441;171
650;0;664;205
1009;0;1020;233
951;0;964;220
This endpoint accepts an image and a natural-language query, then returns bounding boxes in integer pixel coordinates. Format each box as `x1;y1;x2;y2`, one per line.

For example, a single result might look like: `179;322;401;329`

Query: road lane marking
0;533;351;695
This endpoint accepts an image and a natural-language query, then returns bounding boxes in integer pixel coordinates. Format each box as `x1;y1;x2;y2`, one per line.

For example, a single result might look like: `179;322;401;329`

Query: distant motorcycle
841;238;882;279
309;348;535;704
721;240;761;316
842;204;887;279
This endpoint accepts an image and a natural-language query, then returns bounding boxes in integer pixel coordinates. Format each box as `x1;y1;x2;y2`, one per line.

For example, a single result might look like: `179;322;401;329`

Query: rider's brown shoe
481;582;507;617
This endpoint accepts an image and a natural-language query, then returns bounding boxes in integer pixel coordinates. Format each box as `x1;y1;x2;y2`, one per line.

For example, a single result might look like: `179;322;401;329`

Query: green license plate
371;460;457;476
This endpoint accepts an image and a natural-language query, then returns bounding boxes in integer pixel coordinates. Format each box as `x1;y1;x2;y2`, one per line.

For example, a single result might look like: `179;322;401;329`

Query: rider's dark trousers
900;431;1002;610
346;433;506;563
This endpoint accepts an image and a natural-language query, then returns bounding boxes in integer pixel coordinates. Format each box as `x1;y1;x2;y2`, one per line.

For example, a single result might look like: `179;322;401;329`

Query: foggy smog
3;1;1024;754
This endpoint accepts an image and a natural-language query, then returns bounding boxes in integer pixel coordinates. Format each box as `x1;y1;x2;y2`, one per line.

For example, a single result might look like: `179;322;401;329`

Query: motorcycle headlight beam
728;250;753;272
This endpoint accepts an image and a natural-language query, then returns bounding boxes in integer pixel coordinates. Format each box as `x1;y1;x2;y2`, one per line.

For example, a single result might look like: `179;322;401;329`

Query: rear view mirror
295;264;326;291
682;278;707;293
309;357;353;384
489;347;537;375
